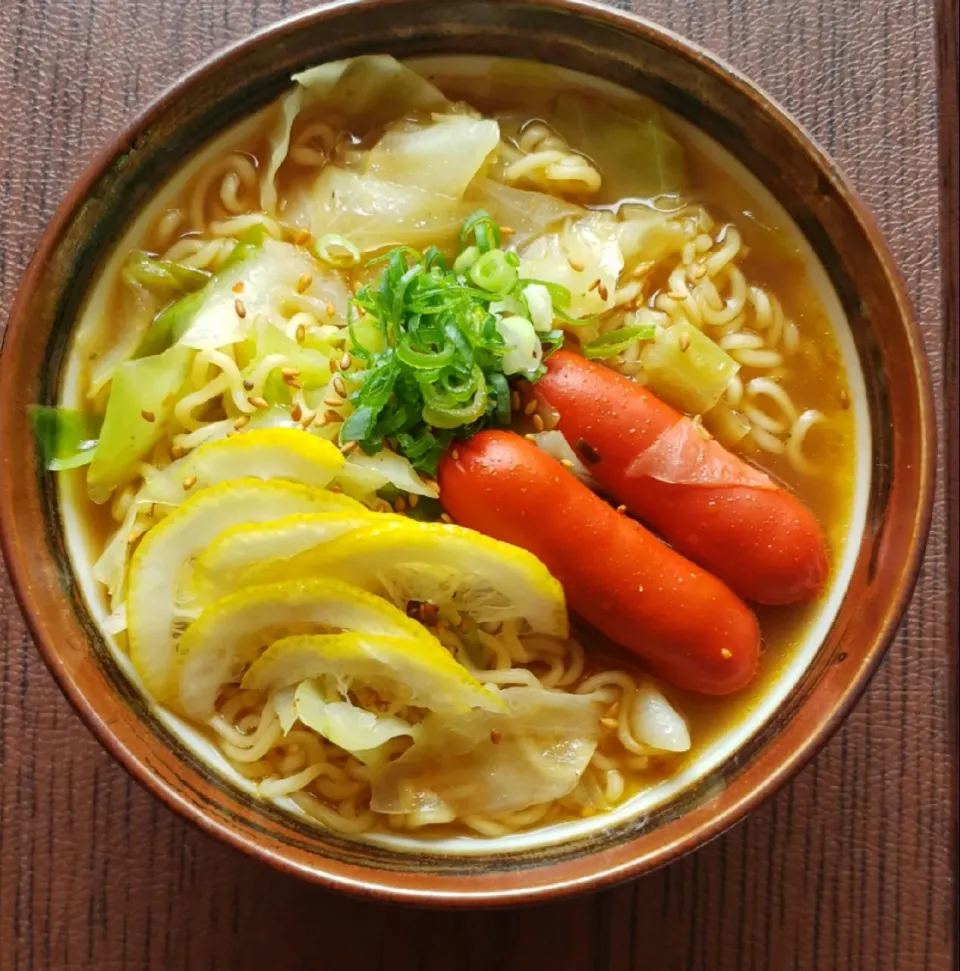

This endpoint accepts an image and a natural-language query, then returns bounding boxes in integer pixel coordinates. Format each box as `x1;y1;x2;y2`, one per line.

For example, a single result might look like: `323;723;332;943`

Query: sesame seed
300;411;316;429
600;718;619;729
296;273;313;294
440;513;453;524
233;415;249;430
235;298;247;318
587;278;601;292
511;390;521;411
451;448;460;461
721;648;733;659
325;409;344;423
490;729;502;744
524;432;537;441
323;397;343;408
408;494;419;508
394;496;406;513
616;504;627;514
328;484;343;493
567;257;585;272
329;357;339;373
182;475;197;491
376;500;392;514
290;404;302;422
249;396;269;410
295;324;307;344
597;283;608;301
332;375;347;397
281;367;299;379
339;440;358;455
531;414;545;432
243;379;255;391
638;585;644;593
339;352;352;371
140;409;155;423
524;399;538;416
839;389;851;409
170;445;186;459
678;332;691;352
560;458;574;469
232;282;244;294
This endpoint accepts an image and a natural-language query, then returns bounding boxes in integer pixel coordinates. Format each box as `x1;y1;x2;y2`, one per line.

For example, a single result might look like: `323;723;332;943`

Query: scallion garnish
341;211;567;474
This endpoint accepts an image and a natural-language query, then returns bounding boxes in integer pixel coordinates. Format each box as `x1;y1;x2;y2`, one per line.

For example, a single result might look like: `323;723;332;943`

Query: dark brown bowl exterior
0;0;935;905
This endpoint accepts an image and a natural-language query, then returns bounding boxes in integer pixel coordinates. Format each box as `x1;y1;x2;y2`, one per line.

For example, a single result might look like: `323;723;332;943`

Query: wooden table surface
0;1;956;969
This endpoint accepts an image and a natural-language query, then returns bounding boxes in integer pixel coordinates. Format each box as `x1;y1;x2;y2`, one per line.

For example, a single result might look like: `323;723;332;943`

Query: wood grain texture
0;1;954;968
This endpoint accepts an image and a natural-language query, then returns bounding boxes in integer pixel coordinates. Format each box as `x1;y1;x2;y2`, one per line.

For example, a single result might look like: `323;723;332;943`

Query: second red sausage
534;351;829;605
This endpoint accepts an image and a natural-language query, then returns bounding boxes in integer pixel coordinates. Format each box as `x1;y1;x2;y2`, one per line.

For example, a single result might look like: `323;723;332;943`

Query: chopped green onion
314;233;361;268
582;323;656;359
459;210;501;253
343;211;568;473
469;250;518;293
453;245;481;274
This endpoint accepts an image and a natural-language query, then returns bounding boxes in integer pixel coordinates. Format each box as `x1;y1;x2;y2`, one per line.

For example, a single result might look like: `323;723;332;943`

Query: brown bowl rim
0;0;937;906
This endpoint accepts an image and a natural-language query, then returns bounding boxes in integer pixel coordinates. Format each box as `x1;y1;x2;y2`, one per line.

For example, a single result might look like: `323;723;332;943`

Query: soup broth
56;55;859;847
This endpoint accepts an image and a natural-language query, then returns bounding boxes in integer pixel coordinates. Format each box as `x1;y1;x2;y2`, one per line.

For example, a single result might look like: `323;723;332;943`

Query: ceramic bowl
0;0;935;905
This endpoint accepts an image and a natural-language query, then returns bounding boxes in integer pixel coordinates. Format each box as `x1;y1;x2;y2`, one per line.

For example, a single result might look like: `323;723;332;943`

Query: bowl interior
0;0;933;904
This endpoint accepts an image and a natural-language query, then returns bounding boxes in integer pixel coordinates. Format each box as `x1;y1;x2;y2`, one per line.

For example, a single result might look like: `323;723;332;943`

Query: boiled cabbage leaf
640;320;740;415
142;237;346;356
365;115;500;199
551;91;685;200
86;344;193;503
286;167;470;252
518;213;624;320
630;681;691;753
261;55;449;214
288;679;417;763
616;204;691;268
370;687;603;818
29;406;101;471
336;449;440;500
466;178;585;249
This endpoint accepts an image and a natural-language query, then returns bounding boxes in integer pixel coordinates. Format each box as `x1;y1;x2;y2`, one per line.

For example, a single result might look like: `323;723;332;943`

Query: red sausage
534;351;829;605
439;431;761;695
